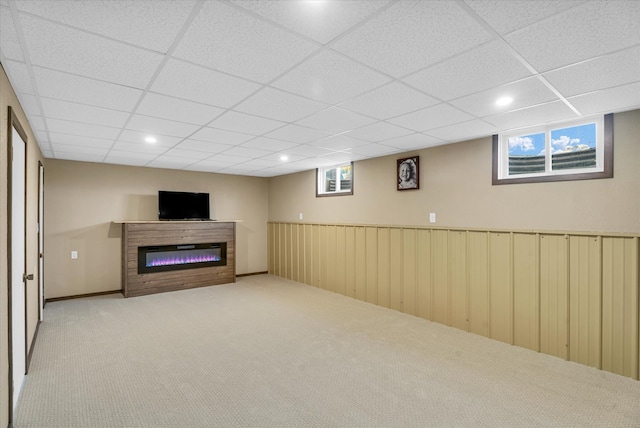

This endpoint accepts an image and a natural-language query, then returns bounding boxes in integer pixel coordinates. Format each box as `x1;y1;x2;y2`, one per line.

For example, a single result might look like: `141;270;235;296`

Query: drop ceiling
1;0;638;177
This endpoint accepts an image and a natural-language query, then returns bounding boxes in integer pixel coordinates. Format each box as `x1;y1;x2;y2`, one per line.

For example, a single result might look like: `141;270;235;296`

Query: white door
11;124;27;411
38;162;44;320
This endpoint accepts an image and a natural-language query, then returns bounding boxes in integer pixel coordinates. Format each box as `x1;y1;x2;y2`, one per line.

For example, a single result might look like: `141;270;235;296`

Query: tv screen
158;190;210;221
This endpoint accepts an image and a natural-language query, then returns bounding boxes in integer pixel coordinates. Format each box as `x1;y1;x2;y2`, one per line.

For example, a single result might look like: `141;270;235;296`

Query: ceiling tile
150;58;262;109
126;114;200;138
350;143;399;157
234;87;328;122
296;107;376;134
485;101;579;131
104;151;157;166
222;146;273;158
505;1;640;72
161;148;212;160
41;98;129;128
189;126;254;146
338;82;439;120
450;77;559;118
332;0;492;77
208;111;286;135
32;67;143;111
281;144;335;158
567;82;640;116
14;93;40;118
118;130;181;147
308;134;369;151
388;103;474;132
240;137;299;152
383;133;444;150
136;92;225;126
345;122;413;142
230;0;389;44
272;50;391;104
16;0;197;53
173;1;318;82
48;133;115;149
263;124;331;144
20;15;164;88
403;40;533;101
26;115;45;132
111;141;168;155
173;139;234;154
0;5;24;61
52;152;106;163
465;0;587;36
50;143;108;157
147;156;197;169
2;60;34;95
543;45;640;98
426;119;498;143
45;118;120;140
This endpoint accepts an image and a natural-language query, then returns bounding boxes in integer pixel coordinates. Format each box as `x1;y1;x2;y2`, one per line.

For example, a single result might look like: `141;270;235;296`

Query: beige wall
1;64;45;427
269;109;640;234
44;159;269;298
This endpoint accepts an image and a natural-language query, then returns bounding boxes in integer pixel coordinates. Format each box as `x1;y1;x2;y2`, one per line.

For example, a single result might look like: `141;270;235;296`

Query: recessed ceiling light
496;96;513;107
280;155;289;161
145;136;157;144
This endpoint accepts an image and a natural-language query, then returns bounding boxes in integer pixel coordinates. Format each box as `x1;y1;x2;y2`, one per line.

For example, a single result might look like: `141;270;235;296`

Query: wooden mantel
120;221;236;297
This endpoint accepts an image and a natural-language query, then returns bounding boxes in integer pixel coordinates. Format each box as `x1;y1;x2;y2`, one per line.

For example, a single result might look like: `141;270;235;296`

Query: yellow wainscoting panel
569;235;601;369
267;222;640;381
489;232;513;344
513;233;539;352
539;234;569;360
602;237;639;379
449;231;468;331
467;231;490;337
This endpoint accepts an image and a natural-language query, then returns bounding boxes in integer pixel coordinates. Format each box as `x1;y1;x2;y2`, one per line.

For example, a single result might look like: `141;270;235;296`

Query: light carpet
15;274;640;427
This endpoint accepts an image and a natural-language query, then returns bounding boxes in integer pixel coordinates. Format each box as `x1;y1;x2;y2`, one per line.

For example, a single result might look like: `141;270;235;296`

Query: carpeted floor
15;274;640;427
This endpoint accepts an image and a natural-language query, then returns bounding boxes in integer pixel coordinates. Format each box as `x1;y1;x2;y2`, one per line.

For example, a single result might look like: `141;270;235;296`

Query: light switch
299;213;303;220
71;251;78;259
429;213;436;223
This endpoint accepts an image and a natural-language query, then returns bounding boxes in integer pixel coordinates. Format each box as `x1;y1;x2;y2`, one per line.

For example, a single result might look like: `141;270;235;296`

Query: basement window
317;162;353;197
493;114;612;185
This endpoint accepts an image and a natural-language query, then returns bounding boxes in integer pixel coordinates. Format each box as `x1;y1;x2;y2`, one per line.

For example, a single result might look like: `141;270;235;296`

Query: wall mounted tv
158;190;210;221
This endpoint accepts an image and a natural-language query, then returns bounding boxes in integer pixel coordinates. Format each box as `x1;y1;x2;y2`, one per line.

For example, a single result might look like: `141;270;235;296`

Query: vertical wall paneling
365;227;378;305
468;231;489;337
602;237;639;379
416;229;432;320
389;228;403;312
355;227;367;301
335;226;347;296
344;226;356;298
431;230;449;325
267;223;640;381
539;234;569;360
449;231;468;330
569;235;602;369
325;226;337;293
512;233;539;351
377;228;391;308
402;229;417;316
304;224;313;286
489;232;513;344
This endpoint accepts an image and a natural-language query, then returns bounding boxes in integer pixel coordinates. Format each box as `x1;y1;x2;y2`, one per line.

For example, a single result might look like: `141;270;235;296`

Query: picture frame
397;156;419;191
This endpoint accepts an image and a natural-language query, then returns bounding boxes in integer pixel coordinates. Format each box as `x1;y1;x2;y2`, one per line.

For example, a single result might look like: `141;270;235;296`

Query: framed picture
397;156;419;190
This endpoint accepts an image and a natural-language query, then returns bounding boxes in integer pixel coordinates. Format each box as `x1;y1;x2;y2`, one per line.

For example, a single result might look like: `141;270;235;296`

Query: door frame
7;106;28;424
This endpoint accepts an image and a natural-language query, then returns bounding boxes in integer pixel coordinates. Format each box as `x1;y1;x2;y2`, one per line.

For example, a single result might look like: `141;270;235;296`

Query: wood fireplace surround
121;221;235;297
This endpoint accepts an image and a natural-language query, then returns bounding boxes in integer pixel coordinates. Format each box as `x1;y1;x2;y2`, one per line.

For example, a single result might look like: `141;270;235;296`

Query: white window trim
493;113;613;185
316;162;353;197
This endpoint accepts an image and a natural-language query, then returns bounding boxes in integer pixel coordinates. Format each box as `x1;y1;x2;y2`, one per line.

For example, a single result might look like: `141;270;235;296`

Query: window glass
550;123;596;171
508;132;545;175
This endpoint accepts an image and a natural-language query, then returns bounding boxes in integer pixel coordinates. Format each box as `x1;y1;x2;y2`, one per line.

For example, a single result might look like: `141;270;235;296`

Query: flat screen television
158;190;210;221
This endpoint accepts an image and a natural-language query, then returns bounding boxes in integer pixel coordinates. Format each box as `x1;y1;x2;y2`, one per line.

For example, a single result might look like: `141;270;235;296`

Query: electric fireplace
138;243;227;274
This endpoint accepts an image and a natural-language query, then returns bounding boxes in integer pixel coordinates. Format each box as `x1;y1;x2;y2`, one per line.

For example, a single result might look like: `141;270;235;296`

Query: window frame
316;162;354;197
492;113;613;185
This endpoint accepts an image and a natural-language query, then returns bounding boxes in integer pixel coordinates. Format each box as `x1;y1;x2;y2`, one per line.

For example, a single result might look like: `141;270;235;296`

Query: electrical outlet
429;213;436;223
299;213;303;220
71;251;78;259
